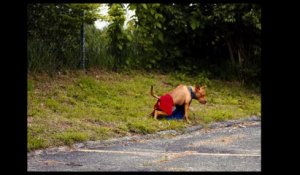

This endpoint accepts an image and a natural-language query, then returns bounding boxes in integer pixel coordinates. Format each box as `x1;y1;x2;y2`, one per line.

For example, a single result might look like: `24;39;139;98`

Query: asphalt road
27;116;261;172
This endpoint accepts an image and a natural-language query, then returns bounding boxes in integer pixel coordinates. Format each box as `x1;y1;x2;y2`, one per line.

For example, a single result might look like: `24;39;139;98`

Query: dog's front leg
184;103;191;123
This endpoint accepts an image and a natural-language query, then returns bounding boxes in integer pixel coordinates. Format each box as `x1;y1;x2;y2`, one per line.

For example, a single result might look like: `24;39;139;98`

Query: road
27;116;261;171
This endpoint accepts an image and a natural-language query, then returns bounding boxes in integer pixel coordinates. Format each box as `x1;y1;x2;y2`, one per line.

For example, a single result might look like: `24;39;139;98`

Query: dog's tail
150;85;160;99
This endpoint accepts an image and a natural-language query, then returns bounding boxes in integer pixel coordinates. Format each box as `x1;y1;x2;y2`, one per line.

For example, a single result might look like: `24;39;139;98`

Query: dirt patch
163;167;190;171
42;160;65;165
189;134;246;147
27;117;33;127
144;151;196;166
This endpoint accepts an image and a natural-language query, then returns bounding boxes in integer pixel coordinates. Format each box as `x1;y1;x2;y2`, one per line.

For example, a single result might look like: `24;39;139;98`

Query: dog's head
194;85;207;104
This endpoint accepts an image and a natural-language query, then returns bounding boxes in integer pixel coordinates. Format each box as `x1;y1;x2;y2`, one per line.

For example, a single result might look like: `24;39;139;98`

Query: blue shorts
166;105;185;120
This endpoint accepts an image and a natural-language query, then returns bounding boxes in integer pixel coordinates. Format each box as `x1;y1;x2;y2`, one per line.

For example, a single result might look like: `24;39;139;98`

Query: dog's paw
185;118;192;124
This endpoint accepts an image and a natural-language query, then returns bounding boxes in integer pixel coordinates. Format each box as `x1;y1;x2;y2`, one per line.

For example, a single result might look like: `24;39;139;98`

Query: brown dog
150;84;207;123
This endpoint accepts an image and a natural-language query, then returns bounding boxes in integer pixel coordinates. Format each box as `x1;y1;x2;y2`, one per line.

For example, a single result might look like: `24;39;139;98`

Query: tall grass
28;22;151;73
27;24;260;87
27;38;80;73
27;39;58;72
85;25;114;70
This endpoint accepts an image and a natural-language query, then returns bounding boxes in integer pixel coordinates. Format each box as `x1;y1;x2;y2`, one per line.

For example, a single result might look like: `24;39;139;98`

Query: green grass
53;130;89;146
27;69;261;151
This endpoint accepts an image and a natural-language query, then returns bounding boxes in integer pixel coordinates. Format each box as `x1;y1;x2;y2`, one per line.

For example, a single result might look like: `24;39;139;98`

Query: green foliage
85;24;113;69
27;3;100;72
27;3;261;86
27;39;71;72
127;3;260;85
128;3;167;70
169;71;211;87
203;3;261;85
195;72;211;87
28;3;100;40
106;3;128;71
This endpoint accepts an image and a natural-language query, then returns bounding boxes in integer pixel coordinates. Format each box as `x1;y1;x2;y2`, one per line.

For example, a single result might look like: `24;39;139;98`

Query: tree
128;3;261;85
27;3;101;71
202;3;261;84
106;3;127;72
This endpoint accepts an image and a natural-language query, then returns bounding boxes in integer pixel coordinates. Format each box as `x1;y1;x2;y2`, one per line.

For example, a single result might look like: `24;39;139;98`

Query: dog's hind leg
154;110;168;120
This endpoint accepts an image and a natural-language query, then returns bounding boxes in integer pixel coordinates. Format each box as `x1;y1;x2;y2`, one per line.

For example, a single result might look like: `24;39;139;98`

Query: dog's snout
199;98;207;104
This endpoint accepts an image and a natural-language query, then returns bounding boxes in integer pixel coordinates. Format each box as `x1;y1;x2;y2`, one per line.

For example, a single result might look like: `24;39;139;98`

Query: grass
27;69;261;151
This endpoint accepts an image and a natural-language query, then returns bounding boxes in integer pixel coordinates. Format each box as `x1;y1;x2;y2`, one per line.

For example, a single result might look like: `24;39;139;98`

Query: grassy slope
27;69;260;151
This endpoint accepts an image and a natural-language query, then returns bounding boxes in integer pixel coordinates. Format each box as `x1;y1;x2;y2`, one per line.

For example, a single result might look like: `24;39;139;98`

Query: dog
150;84;207;123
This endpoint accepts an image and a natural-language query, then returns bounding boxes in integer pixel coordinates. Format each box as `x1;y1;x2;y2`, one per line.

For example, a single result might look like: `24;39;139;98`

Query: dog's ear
195;84;201;90
201;85;207;89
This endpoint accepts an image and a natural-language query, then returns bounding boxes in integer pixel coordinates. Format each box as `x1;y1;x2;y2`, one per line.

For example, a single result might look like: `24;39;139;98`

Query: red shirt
154;94;174;116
